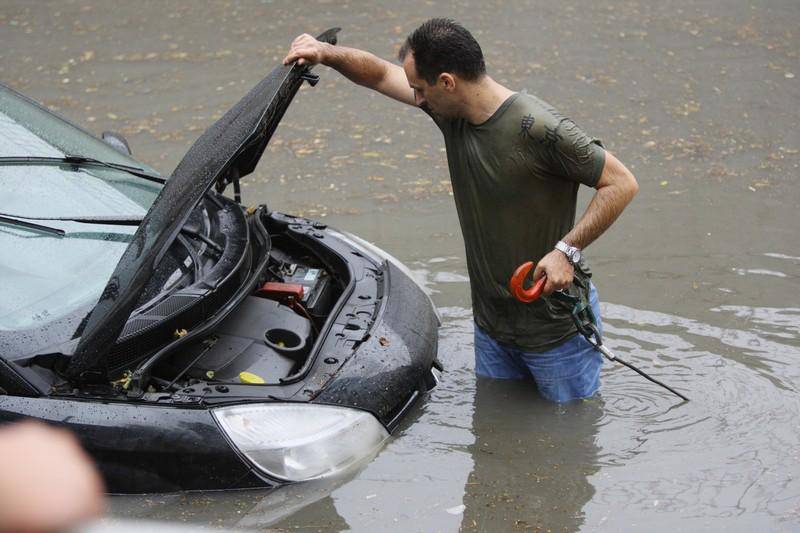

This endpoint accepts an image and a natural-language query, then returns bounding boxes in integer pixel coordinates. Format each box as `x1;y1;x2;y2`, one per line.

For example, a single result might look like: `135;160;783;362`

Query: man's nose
414;92;425;106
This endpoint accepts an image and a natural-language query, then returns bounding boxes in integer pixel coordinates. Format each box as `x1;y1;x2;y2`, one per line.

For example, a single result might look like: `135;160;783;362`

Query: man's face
402;52;455;118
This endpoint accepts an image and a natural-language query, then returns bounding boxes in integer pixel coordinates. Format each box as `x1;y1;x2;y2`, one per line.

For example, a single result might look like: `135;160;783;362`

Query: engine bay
11;206;383;401
156;233;342;387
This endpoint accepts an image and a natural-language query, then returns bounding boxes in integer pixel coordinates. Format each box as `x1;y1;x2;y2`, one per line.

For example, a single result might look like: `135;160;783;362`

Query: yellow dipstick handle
239;371;265;384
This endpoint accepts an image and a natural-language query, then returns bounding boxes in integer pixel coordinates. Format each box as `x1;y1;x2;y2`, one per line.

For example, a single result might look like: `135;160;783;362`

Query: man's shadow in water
461;377;604;532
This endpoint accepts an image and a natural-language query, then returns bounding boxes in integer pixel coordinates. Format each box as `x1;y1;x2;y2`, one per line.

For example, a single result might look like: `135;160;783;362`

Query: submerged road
2;0;799;530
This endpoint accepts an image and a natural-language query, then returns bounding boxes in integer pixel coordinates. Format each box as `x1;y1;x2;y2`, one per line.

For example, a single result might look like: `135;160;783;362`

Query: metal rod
595;342;689;402
165;337;218;391
509;272;690;403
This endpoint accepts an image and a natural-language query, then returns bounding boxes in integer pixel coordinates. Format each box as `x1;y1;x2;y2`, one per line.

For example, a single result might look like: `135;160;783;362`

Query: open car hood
66;28;341;380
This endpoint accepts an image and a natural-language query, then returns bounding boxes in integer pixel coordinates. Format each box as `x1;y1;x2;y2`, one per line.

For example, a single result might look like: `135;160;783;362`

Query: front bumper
0;396;266;493
314;260;440;429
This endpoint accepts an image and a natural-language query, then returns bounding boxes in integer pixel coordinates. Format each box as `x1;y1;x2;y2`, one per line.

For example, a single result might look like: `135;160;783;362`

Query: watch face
572;249;582;264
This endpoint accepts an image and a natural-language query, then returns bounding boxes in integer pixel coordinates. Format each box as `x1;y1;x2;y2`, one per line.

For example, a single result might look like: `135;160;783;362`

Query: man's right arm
283;34;415;106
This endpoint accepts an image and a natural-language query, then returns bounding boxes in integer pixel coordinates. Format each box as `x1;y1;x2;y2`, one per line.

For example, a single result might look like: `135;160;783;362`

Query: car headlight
212;403;389;482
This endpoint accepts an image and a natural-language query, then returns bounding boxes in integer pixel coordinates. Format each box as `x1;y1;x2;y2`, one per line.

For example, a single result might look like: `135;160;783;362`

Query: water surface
2;0;799;530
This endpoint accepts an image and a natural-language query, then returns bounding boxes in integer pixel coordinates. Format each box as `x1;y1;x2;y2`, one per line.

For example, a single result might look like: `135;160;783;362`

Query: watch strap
555;240;581;264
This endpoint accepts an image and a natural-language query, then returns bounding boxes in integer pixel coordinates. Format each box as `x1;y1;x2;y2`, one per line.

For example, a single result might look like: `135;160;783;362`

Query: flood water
2;0;799;530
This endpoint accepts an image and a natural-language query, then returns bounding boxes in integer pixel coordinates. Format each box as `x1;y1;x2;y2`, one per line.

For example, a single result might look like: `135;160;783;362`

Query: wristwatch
555;240;582;265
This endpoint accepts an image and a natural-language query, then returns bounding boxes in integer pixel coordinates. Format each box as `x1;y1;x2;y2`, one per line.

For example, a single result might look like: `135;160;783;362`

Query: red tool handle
509;261;546;303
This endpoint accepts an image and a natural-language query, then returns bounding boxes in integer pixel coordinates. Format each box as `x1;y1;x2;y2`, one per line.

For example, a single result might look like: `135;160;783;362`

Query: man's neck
460;76;516;125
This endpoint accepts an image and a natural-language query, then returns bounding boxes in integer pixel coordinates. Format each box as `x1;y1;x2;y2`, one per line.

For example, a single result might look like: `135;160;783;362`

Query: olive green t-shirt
433;92;606;351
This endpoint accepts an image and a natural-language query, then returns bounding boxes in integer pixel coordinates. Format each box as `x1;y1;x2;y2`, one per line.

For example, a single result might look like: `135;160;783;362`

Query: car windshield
0;86;161;331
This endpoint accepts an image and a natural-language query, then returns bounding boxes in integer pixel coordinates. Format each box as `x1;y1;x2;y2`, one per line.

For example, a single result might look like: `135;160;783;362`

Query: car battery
281;264;333;318
255;282;304;306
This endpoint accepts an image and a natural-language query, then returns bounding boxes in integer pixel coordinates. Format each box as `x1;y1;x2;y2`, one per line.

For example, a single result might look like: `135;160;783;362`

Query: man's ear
439;72;456;91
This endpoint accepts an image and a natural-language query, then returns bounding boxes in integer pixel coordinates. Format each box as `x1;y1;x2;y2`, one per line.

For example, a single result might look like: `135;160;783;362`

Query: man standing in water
284;19;638;402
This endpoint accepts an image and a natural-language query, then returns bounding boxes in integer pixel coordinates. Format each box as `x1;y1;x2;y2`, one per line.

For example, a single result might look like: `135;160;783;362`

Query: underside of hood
66;28;341;381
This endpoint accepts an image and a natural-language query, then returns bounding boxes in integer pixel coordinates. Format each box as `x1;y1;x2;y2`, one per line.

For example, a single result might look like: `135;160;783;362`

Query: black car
0;29;440;494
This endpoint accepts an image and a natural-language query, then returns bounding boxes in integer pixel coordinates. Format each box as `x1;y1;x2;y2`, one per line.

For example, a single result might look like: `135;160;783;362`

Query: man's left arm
533;151;639;295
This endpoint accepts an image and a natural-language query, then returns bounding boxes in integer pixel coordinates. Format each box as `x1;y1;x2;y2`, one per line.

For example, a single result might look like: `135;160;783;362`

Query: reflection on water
732;268;788;278
585;300;800;530
109;260;800;531
461;378;603;531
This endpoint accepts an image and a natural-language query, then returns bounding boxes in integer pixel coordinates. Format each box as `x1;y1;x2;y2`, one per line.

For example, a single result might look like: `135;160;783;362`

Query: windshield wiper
0;212;143;225
0;155;166;184
0;214;65;237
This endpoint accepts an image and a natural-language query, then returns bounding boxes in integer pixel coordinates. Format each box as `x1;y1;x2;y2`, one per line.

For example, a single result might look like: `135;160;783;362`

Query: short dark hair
398;18;486;85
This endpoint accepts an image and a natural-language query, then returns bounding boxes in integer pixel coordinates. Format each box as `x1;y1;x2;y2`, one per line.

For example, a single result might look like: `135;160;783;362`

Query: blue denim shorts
474;284;604;402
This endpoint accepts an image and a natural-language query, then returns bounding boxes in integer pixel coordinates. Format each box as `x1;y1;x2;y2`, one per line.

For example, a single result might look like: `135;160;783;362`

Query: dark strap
550;290;601;345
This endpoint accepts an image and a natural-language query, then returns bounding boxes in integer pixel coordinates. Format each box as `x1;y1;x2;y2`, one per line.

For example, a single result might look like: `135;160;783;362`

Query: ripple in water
585;301;800;529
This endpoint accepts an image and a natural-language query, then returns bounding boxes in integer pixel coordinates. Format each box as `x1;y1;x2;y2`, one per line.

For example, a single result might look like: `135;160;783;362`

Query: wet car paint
0;28;440;494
